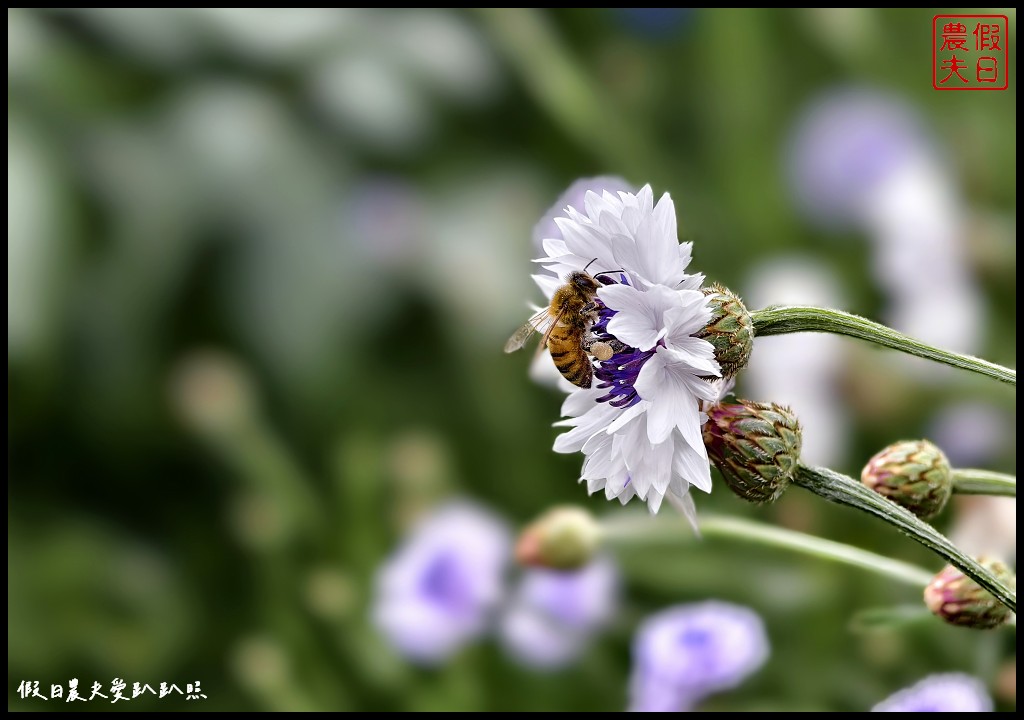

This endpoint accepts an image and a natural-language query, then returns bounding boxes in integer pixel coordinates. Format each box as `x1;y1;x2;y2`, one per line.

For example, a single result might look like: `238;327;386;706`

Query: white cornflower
532;184;721;515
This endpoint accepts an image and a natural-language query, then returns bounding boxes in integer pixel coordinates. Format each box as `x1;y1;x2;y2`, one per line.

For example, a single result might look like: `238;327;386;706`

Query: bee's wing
504;308;553;353
537;305;568;353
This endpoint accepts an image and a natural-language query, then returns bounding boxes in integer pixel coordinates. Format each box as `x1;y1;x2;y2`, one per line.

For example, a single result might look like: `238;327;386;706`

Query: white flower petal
635;349;717;450
662;334;720;377
603;469;631;501
672;438;713;493
532;176;633;255
622;442;674;506
634;185;654;216
584;190;619;221
604;401;647;435
677;240;693;267
554;216;615;264
634;212;683;287
560;387;604;418
664;292;714;338
649;438;675;495
540;236;569;259
646;489;666;514
553;409;613;454
677;271;705;291
664;489;700;531
652;193;678;250
532;273;563;300
616;484;636;505
600;284;680;351
619;420;651;500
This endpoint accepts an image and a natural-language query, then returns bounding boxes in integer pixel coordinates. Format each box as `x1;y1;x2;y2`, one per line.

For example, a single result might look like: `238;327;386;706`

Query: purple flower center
591;275;653;409
678;627;711;649
420;552;473;613
533;573;588;626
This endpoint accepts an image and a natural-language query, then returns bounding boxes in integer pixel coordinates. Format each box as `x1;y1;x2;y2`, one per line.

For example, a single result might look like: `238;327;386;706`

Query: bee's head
568;271;600;292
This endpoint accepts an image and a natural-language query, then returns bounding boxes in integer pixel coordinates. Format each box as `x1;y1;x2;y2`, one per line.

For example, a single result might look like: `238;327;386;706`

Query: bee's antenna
594;268;626;279
582;257;599;273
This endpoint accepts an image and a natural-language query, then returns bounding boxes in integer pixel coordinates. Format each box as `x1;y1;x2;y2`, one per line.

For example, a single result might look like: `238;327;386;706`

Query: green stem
793;465;1016;613
601;512;934;588
952;469;1017;497
751;305;1016;386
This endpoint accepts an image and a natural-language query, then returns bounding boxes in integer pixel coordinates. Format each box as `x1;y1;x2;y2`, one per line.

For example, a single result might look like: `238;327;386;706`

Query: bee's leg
584;337;627;353
583;336;628;362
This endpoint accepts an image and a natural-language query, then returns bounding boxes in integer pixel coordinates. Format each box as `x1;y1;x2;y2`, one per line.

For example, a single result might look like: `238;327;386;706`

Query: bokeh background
8;8;1016;711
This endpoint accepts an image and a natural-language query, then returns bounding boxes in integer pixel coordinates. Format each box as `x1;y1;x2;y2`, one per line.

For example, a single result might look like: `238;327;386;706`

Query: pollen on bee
590;342;614;362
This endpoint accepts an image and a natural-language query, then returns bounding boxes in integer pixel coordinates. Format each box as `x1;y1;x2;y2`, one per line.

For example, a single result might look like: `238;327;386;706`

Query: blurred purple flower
786;87;982;357
927;402;1010;468
872;673;993;712
786;88;932;228
372;501;511;665
628;601;768;712
532;176;635;257
499;555;619;669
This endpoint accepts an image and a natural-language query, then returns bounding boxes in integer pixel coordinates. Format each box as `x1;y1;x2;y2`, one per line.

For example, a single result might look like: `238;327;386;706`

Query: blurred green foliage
8;8;1016;712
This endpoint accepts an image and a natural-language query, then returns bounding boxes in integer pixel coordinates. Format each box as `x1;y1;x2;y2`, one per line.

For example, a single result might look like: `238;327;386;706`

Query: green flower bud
924;558;1016;629
861;440;952;520
695;284;754;379
702;400;802;504
515;506;601;570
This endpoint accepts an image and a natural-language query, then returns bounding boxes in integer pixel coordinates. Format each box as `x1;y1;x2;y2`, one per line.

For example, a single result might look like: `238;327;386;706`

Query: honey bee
505;266;622;388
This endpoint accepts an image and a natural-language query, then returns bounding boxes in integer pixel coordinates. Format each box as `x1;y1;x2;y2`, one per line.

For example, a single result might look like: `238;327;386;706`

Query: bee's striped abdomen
547;324;593;388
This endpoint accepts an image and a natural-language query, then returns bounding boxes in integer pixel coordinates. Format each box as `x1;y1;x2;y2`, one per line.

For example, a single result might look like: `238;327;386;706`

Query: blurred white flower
872;673;993;712
190;8;354;63
929;402;1015;563
372;502;510;665
949;495;1017;563
743;257;849;467
499;556;619;669
8;115;64;360
380;10;499;104
309;53;432;153
527;185;720;514
306;10;499;154
628;601;769;712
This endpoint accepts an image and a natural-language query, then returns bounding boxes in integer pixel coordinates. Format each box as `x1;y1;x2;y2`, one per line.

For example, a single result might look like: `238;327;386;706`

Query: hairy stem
952;469;1016;497
751;305;1015;386
794;465;1015;613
